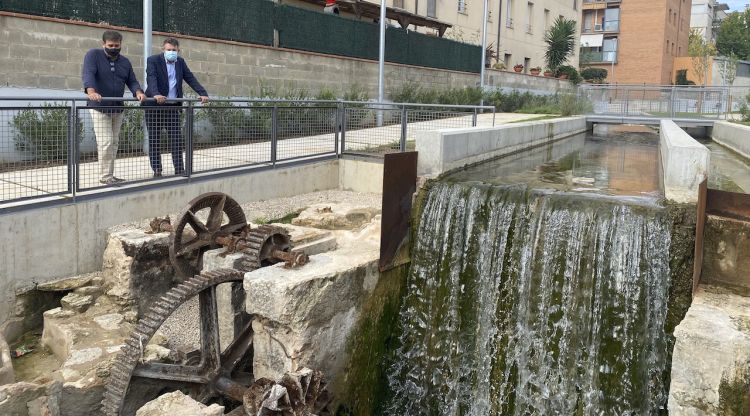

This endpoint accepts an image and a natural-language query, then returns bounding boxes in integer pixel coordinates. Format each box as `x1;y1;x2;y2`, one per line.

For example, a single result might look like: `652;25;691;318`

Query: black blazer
144;53;207;105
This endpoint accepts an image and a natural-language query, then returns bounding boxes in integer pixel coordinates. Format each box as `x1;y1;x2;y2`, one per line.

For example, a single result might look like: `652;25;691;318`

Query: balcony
582;21;619;33
583;0;621;4
580;50;617;63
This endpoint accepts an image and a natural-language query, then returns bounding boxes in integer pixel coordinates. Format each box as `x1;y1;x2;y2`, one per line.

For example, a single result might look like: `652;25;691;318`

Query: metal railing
578;84;750;120
0;97;494;210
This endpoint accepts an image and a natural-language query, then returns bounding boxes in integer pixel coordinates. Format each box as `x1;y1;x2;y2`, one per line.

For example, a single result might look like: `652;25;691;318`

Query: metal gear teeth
100;268;244;416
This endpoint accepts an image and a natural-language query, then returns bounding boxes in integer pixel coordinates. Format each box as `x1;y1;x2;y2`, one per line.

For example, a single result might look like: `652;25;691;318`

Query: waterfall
385;181;672;415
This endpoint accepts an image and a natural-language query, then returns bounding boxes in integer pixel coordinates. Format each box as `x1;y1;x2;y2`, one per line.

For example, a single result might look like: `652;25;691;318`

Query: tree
544;16;577;72
719;53;739;119
689;28;716;86
715;9;750;61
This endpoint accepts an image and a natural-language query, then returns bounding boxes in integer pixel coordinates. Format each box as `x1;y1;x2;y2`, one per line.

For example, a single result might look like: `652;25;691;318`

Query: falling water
385;182;672;415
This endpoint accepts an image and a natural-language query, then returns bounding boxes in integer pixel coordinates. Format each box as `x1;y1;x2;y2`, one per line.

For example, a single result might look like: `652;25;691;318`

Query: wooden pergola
301;0;452;36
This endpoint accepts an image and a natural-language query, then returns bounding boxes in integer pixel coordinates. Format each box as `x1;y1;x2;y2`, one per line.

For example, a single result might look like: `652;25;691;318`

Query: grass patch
256;209;303;225
507;115;562;123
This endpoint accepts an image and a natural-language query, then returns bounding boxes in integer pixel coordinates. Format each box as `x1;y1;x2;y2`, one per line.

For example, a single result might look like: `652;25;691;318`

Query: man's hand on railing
87;91;102;102
154;95;167;104
199;96;209;104
136;91;146;102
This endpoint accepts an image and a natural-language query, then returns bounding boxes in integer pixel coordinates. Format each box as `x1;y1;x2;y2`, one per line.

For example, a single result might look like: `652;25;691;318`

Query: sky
723;0;748;12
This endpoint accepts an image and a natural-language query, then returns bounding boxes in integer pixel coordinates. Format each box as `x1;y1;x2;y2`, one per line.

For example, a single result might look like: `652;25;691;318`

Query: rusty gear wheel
239;225;292;270
100;269;254;416
170;192;248;277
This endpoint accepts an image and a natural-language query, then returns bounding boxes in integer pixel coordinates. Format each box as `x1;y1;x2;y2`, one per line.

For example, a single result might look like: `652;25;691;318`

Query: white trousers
89;109;125;181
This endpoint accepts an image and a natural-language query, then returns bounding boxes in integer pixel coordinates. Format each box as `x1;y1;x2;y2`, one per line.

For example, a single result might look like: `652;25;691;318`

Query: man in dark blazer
144;37;208;177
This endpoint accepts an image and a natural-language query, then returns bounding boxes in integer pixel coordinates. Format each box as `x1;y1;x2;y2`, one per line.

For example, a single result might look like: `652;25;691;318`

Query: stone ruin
0;193;383;416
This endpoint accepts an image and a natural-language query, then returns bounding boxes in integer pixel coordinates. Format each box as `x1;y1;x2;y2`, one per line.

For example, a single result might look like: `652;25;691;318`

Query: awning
581;34;604;47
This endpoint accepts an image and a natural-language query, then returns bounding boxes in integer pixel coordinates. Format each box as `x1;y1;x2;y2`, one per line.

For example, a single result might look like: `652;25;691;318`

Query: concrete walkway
0;112;538;204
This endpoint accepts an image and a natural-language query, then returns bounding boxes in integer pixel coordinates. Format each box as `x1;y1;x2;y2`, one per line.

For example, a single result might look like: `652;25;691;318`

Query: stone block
38;46;68;62
669;287;750;414
0;382;46;415
38;275;92;292
660;119;710;203
292;203;381;230
0;333;14;386
100;230;176;316
9;44;39;60
60;293;94;313
136;390;224;416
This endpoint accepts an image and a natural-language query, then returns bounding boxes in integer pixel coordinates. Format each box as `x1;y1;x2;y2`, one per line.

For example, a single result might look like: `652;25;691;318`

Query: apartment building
690;0;728;42
288;0;581;73
579;0;690;84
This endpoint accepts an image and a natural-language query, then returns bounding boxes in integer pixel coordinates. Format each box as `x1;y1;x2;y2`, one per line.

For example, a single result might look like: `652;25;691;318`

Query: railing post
271;106;278;166
340;104;347;155
185;101;194;178
400;105;408;152
335;101;342;156
68;100;78;199
670;86;676;118
472;108;478;126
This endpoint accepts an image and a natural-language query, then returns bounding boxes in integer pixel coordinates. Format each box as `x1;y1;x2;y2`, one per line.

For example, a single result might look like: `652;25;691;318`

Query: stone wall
0;12;572;98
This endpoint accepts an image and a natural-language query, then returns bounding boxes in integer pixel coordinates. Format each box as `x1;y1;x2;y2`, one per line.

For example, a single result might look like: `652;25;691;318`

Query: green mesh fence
0;0;480;72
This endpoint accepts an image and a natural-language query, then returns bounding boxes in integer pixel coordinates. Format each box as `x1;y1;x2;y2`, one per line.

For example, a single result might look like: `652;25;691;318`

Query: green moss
332;264;410;416
718;364;750;415
663;202;697;334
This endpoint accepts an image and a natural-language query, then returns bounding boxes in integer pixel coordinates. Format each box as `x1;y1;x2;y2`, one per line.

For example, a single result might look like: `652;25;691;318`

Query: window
527;2;534;33
604;8;619;31
573;0;577;10
393;0;404;7
458;0;467;13
504;53;512;67
524;57;531;72
506;0;514;27
544;9;550;30
427;0;436;17
602;37;617;62
666;41;669;53
583;11;592;32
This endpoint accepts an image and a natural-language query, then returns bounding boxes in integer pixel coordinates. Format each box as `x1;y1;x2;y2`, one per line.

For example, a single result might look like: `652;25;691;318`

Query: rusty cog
100;268;253;416
170;192;248;278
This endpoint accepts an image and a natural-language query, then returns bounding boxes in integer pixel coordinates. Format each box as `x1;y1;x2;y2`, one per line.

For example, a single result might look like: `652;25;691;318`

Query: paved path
0;112;538;204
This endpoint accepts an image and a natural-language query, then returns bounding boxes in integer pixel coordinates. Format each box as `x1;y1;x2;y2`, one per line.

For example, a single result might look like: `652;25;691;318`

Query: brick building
579;0;690;84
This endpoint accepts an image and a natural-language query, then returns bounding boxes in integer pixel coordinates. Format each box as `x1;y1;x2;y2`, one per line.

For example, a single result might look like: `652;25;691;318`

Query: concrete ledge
660;119;710;203
712;121;750;160
415;116;587;176
338;158;384;194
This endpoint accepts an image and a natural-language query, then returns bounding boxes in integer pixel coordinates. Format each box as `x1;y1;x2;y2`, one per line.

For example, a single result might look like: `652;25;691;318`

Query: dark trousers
144;105;184;174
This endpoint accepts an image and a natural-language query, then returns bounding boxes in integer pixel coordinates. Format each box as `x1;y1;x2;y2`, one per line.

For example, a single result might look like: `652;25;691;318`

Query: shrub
739;92;750;122
580;67;608;82
559;94;592;116
556;65;582;84
11;104;83;161
544;16;577;72
118;104;145;154
198;101;256;144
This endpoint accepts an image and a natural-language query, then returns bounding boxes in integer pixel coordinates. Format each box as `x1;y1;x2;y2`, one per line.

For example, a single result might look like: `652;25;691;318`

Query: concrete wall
0;160;339;324
712;121;750;160
338;158;384;194
485;69;575;95
659;119;710;203
415;116;588;175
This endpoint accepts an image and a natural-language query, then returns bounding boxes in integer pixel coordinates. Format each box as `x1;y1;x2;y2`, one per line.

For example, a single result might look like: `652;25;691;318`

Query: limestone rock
93;313;124;331
292;203;381;230
64;348;103;367
0;334;13;386
668;286;750;415
74;286;104;297
60;293;94;313
100;230;176;317
143;344;171;363
244;242;379;382
0;382;46;415
37;275;92;292
135;390;224;416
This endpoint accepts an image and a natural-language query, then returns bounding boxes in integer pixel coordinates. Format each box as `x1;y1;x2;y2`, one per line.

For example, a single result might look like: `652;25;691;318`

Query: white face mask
164;50;178;62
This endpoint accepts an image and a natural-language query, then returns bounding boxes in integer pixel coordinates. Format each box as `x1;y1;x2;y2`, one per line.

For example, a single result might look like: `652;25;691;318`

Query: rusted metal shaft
272;249;309;268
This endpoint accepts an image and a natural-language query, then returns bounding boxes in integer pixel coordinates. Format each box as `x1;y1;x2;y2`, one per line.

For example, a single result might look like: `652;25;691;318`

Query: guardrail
578;84;750;120
0;97;494;210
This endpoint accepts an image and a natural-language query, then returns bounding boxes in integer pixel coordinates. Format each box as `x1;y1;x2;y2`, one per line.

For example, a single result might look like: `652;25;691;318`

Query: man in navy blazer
144;37;209;177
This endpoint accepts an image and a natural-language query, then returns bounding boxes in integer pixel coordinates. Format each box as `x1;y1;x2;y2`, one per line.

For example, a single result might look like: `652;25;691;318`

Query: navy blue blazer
144;53;207;105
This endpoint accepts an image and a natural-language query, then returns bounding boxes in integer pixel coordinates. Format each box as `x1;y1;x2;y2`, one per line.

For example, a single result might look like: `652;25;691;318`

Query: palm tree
544;16;577;73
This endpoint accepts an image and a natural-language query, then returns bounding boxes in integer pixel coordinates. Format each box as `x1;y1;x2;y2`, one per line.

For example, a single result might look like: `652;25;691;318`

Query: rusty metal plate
692;179;708;296
379;151;418;272
706;188;750;221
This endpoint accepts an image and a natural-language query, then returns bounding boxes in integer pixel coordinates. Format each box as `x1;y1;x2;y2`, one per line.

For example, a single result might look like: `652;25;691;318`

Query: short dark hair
102;30;123;43
163;38;180;47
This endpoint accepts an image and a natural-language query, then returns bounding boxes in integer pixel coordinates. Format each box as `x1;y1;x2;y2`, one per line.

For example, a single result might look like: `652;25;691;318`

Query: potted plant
555;65;582;84
543;68;554;77
492;62;507;70
513;64;524;73
530;66;542;76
